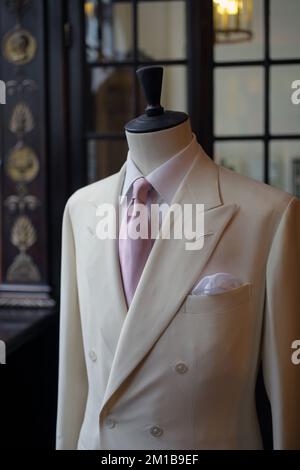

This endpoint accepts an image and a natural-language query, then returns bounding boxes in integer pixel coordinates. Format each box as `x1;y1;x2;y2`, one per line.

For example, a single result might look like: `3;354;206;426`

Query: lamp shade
213;0;253;44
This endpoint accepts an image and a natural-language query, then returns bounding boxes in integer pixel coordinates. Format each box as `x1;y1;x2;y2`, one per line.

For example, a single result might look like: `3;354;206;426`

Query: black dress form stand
125;65;189;134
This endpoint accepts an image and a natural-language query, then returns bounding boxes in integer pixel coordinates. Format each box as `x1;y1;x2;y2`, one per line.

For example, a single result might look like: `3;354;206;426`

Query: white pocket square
191;272;243;296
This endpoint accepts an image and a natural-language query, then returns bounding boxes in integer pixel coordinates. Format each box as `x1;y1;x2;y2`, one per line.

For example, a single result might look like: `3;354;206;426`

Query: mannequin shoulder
218;163;296;216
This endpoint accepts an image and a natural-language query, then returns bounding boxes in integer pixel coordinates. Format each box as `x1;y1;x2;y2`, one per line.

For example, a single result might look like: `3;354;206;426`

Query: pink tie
119;177;154;307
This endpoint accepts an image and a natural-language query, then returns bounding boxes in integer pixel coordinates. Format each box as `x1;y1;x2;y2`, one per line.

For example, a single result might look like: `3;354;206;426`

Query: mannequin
124;65;193;175
125;119;193;176
56;64;300;451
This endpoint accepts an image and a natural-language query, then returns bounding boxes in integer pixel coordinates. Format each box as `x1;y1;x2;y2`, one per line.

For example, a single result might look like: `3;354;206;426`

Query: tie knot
132;177;152;204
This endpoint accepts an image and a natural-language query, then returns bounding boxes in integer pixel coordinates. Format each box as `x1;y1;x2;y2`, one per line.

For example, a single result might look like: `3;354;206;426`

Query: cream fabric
56;141;300;450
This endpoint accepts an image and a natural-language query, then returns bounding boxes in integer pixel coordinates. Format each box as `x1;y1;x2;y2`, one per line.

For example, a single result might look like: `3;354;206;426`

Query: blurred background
0;0;300;449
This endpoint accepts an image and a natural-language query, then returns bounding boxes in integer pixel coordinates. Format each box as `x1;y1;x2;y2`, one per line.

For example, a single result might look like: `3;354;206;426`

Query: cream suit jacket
56;142;300;450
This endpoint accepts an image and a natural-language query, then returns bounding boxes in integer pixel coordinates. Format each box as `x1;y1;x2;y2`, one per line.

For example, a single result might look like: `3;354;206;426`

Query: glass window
85;0;133;63
138;1;186;61
214;140;264;181
213;1;300;188
214;66;264;136
87;139;128;183
270;65;300;135
270;0;300;59
270;140;300;196
214;0;264;62
87;66;137;134
160;65;187;113
84;0;189;182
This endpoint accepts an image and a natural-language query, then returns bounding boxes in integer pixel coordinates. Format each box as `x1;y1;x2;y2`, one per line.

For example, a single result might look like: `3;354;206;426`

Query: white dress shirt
120;134;199;228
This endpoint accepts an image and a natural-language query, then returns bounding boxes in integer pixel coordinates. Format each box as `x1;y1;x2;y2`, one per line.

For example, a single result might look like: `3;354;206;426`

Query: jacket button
175;362;188;374
150;425;163;437
105;417;116;429
88;350;97;362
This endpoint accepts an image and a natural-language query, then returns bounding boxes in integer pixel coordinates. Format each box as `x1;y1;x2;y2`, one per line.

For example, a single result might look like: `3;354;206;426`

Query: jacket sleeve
56;201;88;450
263;196;300;449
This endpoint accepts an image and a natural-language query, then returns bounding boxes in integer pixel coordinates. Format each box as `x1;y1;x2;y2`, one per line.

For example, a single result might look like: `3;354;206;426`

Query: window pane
85;0;133;63
87;139;128;183
270;0;300;59
138;1;186;61
160;65;187;113
214;67;264;136
270;140;300;196
214;0;264;62
270;65;300;135
87;66;142;134
214;141;264;181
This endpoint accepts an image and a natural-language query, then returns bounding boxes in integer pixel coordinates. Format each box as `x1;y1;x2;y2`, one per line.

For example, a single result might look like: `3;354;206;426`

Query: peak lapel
100;147;239;416
86;164;128;361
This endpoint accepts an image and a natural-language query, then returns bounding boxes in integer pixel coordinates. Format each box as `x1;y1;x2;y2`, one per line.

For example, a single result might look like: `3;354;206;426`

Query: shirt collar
121;133;199;205
120;155;143;204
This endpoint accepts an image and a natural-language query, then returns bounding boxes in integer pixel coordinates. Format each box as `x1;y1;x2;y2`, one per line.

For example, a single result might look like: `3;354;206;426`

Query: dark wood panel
187;0;213;157
46;0;70;299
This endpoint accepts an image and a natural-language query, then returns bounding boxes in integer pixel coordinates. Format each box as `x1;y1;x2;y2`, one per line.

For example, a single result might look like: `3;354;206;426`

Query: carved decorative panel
0;0;54;307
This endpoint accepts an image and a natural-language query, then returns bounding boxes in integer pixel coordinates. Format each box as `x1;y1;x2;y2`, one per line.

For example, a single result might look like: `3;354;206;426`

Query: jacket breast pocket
180;282;252;315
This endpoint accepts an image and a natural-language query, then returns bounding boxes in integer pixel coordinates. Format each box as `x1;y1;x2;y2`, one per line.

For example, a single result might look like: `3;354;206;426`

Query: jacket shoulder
218;164;295;217
66;172;121;210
